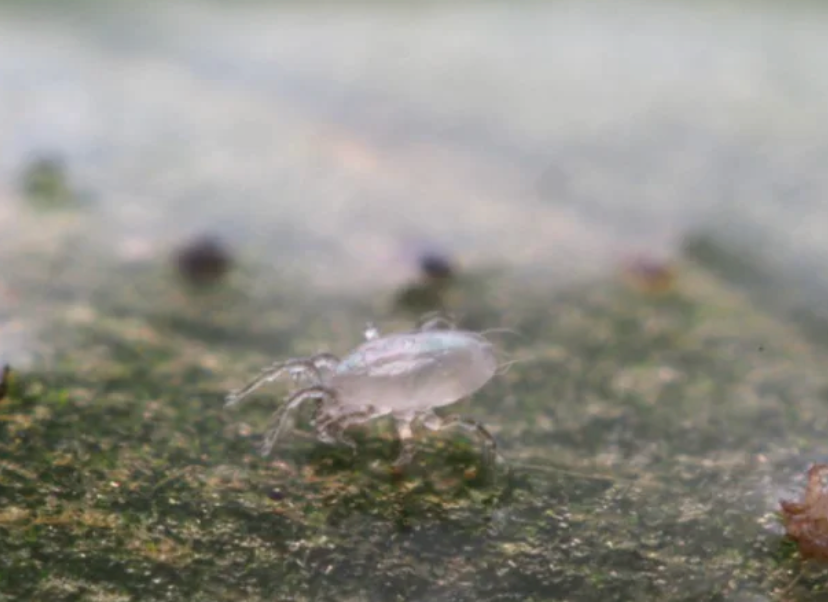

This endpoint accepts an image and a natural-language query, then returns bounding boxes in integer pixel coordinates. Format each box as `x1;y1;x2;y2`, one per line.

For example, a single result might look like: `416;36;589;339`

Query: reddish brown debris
780;464;828;562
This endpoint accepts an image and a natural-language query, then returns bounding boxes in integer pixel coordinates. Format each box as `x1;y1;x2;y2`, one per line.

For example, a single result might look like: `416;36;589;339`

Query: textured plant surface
4;2;828;600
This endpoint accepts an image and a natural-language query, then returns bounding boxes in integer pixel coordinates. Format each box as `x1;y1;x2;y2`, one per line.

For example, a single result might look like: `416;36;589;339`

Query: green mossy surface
4;2;828;600
2;250;828;601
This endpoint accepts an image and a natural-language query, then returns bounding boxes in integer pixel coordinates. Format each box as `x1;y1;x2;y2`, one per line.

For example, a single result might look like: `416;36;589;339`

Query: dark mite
175;235;233;285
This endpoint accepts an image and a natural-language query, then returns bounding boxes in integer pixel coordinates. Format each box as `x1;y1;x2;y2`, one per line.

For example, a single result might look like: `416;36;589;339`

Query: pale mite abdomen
332;331;497;411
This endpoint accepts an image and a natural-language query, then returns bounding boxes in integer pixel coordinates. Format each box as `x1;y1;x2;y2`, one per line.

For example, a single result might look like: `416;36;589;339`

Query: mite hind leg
419;410;501;465
391;412;420;468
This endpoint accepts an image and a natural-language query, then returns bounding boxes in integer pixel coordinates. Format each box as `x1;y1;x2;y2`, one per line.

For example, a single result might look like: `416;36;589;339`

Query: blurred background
4;1;828;601
5;1;828;314
5;0;828;325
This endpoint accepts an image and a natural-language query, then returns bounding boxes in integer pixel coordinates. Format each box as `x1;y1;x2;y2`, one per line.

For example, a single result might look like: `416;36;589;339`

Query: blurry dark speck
175;235;233;286
268;489;285;502
621;255;677;295
20;155;77;208
418;250;455;281
393;242;458;314
0;365;10;401
394;247;457;314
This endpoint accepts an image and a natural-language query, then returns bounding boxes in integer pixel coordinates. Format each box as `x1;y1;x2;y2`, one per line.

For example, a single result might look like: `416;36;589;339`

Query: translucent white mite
225;314;502;466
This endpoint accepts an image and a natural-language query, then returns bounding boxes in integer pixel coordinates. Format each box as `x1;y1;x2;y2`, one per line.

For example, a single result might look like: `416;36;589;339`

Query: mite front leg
259;386;338;456
310;353;340;374
290;353;341;387
225;353;336;408
420;411;501;465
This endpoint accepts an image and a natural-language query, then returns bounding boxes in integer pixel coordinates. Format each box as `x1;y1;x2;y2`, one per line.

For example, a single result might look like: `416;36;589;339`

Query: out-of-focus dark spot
20;155;77;208
418;251;454;281
268;489;285;502
394;247;457;314
174;235;233;286
0;364;11;401
621;255;677;295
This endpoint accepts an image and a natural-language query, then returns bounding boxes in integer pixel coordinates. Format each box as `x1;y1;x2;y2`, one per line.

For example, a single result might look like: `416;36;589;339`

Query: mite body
225;316;500;466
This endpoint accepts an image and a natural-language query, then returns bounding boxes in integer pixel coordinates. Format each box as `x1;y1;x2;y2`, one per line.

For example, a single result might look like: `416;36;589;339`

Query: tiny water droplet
364;323;379;340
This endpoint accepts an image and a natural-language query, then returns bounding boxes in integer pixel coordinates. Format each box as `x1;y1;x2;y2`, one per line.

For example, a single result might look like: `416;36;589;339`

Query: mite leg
314;405;383;451
391;412;419;467
225;353;337;408
420;411;501;465
310;353;340;374
259;386;337;456
290;353;341;387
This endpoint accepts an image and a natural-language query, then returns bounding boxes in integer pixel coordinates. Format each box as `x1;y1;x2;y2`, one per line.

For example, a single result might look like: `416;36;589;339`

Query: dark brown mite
175;235;233;285
780;464;828;562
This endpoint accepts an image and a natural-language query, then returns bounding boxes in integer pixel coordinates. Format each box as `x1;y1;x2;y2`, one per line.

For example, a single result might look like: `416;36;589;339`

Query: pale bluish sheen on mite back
224;315;503;466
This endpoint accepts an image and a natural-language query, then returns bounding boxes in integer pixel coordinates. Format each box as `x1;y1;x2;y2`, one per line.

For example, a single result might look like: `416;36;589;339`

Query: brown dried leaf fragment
781;464;828;562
